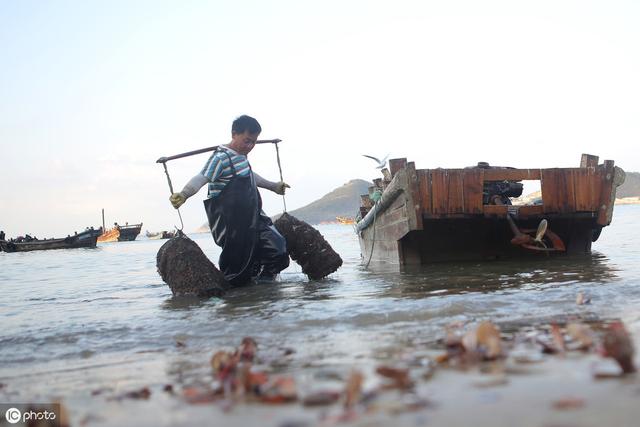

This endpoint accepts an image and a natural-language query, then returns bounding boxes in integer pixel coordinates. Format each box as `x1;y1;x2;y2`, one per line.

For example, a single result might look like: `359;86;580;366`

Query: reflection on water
390;252;620;297
0;206;639;401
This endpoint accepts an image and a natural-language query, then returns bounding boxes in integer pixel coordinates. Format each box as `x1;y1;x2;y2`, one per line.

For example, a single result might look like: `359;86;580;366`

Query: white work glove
169;192;187;209
274;181;290;195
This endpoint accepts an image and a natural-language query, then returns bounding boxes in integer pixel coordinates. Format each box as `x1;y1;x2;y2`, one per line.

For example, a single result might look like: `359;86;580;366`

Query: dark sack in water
274;213;342;280
157;233;229;297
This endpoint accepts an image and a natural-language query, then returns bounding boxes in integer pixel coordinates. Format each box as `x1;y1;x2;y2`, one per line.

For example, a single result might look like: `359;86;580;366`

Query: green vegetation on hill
618;171;640;198
284;179;371;224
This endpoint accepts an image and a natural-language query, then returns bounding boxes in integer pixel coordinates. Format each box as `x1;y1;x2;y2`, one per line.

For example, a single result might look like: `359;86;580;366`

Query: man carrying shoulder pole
169;115;290;285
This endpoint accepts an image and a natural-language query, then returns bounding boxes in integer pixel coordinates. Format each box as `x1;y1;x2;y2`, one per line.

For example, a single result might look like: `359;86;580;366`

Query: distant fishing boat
145;230;175;240
97;227;119;243
0;228;102;253
336;216;356;225
97;209;142;242
98;222;143;242
115;223;143;241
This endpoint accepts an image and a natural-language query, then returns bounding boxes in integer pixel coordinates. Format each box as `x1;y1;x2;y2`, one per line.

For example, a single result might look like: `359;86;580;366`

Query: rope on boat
161;162;185;232
361;187;384;268
363;203;377;268
274;142;287;213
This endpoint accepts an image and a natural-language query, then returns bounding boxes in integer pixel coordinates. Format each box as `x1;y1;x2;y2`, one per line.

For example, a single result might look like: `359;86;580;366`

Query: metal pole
156;139;282;164
274;142;287;213
162;162;184;231
156;138;284;227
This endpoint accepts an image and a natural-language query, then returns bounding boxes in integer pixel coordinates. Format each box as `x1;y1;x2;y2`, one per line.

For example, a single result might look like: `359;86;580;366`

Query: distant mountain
618;171;640;198
283;179;372;224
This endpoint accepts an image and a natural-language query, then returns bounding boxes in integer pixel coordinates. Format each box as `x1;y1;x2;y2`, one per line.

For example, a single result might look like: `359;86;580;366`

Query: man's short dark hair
232;115;261;135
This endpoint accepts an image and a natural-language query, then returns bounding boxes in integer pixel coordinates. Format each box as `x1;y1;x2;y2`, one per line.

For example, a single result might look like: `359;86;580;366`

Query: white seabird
362;154;389;169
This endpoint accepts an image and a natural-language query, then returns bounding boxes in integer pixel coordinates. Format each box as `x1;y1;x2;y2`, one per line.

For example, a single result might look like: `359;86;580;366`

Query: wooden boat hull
146;231;175;240
0;229;101;253
97;228;119;243
336;216;356;225
98;223;143;242
117;223;142;241
357;154;624;264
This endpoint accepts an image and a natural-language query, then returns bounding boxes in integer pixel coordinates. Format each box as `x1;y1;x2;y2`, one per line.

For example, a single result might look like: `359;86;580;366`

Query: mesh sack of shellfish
157;233;228;297
274;213;342;280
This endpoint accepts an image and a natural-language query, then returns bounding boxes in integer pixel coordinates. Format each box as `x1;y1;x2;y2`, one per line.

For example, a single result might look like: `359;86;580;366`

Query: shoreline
2;315;638;427
615;197;640;205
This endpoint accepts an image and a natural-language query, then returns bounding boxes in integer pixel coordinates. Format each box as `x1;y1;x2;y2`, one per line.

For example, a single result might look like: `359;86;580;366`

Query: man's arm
181;174;210;197
254;172;290;195
169;174;209;208
170;151;225;209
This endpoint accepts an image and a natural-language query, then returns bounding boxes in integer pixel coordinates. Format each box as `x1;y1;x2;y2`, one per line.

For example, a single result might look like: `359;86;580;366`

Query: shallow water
1;205;639;403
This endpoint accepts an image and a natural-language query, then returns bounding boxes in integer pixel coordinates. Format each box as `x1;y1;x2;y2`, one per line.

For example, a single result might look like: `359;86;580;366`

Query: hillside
617;171;640;198
284;179;371;224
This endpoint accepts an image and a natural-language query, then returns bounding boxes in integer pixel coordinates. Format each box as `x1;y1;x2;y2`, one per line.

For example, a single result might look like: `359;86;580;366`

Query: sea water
0;205;639;412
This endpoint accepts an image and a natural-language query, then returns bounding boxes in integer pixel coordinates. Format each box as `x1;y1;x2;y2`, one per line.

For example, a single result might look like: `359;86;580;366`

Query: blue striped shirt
201;147;252;198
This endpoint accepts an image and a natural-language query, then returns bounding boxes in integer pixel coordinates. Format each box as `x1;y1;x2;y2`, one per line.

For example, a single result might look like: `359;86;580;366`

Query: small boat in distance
97;209;143;242
97;227;119;243
98;222;143;242
0;228;102;253
146;230;176;240
336;216;356;225
115;222;143;241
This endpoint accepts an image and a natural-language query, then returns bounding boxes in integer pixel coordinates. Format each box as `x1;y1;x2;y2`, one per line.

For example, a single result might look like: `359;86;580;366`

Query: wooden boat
146;230;176;240
356;154;625;264
336;216;356;225
97;222;143;242
97;227;119;243
0;228;102;253
116;223;143;241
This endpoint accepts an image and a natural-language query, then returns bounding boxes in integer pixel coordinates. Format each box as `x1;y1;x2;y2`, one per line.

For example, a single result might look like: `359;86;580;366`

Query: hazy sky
1;0;639;237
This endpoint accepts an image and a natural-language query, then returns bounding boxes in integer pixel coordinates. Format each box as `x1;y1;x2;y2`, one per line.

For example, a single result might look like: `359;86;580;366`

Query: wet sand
44;351;640;427
3;317;637;427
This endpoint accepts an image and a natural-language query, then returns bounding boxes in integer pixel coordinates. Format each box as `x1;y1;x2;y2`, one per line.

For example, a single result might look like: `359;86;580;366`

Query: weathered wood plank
389;158;407;178
597;160;616;226
463;169;484;214
573;168;598;211
483;169;542;181
406;162;423;229
418;169;432;216
541;169;577;214
483;205;545;217
541;169;562;213
446;170;465;214
361;194;374;209
580;154;599;168
560;169;577;213
381;168;392;182
431;169;449;215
